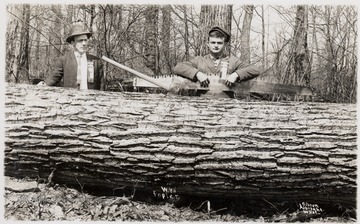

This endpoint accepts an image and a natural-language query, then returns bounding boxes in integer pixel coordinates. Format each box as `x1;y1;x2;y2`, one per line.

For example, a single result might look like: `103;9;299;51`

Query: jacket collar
204;54;229;74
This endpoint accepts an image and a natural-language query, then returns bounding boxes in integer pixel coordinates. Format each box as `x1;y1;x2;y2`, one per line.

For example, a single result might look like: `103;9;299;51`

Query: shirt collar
209;53;227;60
74;51;86;58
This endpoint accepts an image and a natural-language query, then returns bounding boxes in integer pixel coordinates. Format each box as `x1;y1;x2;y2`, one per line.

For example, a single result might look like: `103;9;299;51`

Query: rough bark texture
198;5;232;55
161;5;172;74
240;5;254;64
5;84;356;208
291;5;310;86
6;4;30;83
144;5;159;74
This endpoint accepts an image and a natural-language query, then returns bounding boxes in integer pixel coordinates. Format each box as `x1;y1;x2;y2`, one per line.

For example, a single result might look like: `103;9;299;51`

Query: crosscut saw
102;56;313;98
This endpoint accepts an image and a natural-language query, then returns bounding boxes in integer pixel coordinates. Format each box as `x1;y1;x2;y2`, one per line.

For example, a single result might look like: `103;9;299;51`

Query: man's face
207;37;227;55
72;34;89;54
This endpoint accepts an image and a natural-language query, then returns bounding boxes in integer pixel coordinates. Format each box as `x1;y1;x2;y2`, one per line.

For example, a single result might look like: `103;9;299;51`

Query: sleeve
236;64;261;81
45;56;64;86
231;58;261;81
172;57;201;81
94;59;104;90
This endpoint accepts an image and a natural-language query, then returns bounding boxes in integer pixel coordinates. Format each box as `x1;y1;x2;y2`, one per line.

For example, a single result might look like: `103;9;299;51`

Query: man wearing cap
173;26;260;88
40;24;103;90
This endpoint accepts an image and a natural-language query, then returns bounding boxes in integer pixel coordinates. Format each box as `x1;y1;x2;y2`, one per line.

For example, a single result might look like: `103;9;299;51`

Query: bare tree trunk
309;6;318;75
183;6;190;61
6;4;21;83
198;5;232;55
50;5;63;58
33;6;42;80
261;5;266;70
293;5;310;86
6;4;30;83
5;84;356;209
127;7;136;75
89;5;96;43
321;6;357;103
67;5;75;23
161;5;171;74
240;5;254;63
283;5;310;87
144;5;159;75
88;5;105;91
324;6;338;101
19;4;30;83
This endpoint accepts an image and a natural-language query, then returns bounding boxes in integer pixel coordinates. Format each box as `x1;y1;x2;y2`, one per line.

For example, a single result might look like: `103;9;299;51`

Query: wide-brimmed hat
209;26;230;42
66;24;92;43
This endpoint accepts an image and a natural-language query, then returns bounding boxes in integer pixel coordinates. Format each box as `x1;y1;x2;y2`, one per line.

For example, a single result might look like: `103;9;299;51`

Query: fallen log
4;84;356;209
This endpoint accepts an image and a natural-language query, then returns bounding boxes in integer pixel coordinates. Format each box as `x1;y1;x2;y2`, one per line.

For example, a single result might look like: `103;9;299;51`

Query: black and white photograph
2;0;358;222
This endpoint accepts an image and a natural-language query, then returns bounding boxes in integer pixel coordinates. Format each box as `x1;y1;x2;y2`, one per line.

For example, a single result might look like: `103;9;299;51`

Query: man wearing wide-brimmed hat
173;26;259;88
42;23;103;90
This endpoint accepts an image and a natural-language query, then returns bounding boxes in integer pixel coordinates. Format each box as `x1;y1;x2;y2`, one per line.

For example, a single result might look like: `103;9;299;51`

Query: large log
4;84;356;208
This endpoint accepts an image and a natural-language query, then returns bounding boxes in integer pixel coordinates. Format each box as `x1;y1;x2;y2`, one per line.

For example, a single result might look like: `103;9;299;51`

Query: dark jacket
45;50;103;89
173;54;260;81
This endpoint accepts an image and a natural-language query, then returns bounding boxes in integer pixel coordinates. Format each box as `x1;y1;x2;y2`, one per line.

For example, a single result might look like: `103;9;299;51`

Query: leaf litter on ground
4;177;356;222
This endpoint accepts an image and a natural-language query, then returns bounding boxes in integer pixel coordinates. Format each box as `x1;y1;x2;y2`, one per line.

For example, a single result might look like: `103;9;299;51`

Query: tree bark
19;4;31;83
50;5;63;59
33;6;43;80
161;5;172;74
90;5;105;91
240;5;254;63
261;5;266;70
144;5;159;75
198;5;232;55
5;84;356;208
182;6;190;61
293;5;310;86
6;4;30;83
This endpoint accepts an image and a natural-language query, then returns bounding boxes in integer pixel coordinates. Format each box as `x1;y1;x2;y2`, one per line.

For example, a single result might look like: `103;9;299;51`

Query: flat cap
209;26;230;42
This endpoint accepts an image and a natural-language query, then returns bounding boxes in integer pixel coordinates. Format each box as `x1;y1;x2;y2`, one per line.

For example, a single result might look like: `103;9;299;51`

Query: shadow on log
4;84;357;211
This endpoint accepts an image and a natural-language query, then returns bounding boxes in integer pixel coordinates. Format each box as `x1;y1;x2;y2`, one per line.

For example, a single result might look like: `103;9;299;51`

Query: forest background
5;2;358;103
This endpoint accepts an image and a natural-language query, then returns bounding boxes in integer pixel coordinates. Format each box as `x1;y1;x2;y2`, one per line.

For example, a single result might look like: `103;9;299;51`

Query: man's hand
196;72;210;88
37;81;47;86
225;72;239;87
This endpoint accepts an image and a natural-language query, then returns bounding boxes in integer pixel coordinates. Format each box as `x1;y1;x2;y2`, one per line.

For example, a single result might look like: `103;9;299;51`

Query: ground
4;177;356;222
